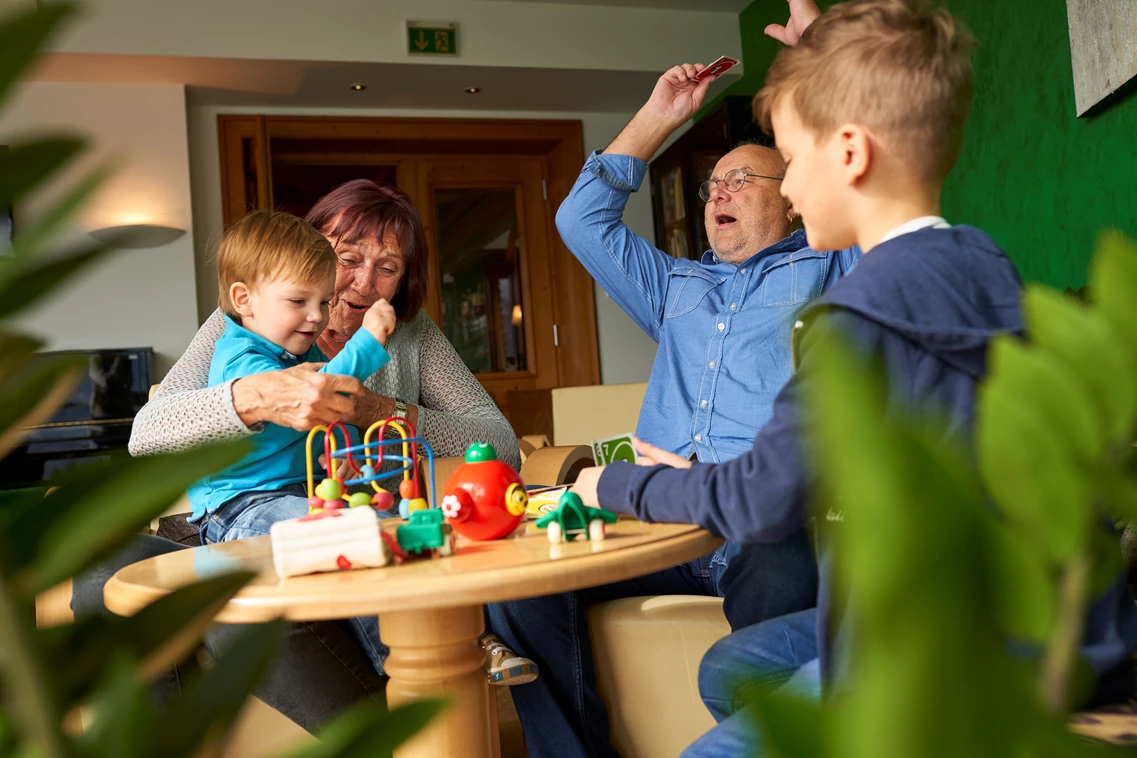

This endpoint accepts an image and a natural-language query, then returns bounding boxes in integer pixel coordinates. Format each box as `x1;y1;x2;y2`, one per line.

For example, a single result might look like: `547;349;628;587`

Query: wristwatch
392;398;408;419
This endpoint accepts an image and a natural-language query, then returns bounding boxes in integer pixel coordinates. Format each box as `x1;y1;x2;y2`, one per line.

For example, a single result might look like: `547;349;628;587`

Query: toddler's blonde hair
216;211;336;318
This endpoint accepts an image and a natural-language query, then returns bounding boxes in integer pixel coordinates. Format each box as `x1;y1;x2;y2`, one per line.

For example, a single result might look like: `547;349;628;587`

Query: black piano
0;347;153;488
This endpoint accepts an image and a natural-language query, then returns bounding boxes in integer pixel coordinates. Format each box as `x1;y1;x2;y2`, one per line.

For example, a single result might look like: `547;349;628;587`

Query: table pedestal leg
380;605;495;758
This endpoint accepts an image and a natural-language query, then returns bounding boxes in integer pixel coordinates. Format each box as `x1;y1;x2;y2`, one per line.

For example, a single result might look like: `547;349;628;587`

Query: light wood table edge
105;529;723;622
104;524;720;758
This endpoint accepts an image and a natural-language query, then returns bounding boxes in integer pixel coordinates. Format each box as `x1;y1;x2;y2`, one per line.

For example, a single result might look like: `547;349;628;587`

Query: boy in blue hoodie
494;1;1137;755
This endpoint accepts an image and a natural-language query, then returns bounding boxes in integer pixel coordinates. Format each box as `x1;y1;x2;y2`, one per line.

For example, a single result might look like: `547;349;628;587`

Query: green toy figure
535;491;619;544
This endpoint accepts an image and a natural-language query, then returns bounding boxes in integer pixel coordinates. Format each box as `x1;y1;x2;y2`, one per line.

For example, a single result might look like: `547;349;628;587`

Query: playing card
693;56;739;82
591;433;637;466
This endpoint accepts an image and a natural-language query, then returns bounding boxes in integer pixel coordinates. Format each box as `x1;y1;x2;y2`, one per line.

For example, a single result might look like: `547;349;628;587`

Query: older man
485;64;858;758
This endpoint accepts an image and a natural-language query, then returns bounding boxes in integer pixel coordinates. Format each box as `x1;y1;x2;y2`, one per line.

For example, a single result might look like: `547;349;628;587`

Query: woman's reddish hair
305;179;428;321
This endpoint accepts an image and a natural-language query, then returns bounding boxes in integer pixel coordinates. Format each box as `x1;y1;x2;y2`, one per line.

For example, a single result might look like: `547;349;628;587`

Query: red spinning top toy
440;442;528;541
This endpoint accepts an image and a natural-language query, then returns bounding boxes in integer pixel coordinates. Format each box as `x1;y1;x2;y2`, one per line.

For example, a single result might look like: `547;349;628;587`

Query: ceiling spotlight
465;87;481;94
350;83;367;91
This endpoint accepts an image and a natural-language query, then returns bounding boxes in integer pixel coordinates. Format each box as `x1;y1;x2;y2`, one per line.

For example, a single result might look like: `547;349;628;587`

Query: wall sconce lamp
511;304;523;327
89;224;186;249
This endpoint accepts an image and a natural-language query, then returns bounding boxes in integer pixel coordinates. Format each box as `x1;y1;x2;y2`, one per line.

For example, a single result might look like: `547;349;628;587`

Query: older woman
130;179;520;471
74;180;525;733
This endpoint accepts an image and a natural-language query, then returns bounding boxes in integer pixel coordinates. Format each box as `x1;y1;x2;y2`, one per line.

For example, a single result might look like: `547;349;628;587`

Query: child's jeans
193;482;392;675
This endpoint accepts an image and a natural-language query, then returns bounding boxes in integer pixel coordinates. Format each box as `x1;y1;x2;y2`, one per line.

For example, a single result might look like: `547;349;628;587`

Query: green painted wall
724;0;1137;288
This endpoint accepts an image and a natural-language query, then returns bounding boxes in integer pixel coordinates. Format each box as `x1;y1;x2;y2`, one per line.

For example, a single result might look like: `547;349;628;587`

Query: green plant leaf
986;523;1055;644
0;244;112;322
747;693;825;758
1089;230;1137;374
149;620;285;756
12;443;248;595
0;331;44;382
287;699;448;758
43;572;255;708
1087;527;1125;600
0;4;75;112
0;353;85;462
977;380;1092;562
73;655;157;758
0;137;85;211
7;164;111;267
984;336;1103;466
1024;286;1137;441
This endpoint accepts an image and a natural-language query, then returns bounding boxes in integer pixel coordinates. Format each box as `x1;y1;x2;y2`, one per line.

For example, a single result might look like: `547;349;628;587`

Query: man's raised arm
555;63;724;340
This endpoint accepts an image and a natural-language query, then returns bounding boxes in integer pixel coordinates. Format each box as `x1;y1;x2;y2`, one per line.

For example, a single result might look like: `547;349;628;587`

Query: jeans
683;607;821;757
682;609;821;757
485;530;819;758
195;483;390;675
71;534;386;731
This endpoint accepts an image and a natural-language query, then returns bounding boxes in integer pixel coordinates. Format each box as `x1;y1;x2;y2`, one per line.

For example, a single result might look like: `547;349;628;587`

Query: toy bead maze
272;427;532;577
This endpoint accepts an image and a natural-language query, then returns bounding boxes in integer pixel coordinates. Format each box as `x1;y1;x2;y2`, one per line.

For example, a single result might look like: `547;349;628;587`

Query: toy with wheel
439;442;528;540
392;508;456;558
535;491;618;544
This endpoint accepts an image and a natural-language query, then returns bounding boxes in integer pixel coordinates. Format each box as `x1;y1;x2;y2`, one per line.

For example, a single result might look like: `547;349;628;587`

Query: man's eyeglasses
698;168;783;202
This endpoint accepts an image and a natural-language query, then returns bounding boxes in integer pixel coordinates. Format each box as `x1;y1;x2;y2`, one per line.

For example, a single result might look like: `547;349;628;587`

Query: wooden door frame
217;114;598;388
415;156;557;408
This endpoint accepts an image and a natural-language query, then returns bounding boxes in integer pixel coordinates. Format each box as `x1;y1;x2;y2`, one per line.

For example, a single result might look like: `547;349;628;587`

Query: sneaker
481;633;539;685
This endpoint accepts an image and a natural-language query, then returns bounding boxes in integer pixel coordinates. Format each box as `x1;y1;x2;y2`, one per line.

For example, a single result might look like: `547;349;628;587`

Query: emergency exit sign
407;21;458;56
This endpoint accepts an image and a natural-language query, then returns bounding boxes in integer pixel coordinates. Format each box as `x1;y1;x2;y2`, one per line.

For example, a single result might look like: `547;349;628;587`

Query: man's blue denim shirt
556;150;860;463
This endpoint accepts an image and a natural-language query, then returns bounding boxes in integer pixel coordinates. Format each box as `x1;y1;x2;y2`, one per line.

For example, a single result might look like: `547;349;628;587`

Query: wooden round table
106;517;721;758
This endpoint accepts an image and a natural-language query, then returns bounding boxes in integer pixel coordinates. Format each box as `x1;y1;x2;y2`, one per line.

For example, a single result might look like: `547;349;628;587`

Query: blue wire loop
330;436;436;508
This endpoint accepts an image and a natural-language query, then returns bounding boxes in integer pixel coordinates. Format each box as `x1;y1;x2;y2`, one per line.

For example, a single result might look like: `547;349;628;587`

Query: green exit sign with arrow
407;21;458;56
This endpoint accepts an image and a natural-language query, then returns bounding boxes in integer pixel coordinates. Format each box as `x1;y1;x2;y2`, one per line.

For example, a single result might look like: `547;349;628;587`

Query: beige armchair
511;382;732;756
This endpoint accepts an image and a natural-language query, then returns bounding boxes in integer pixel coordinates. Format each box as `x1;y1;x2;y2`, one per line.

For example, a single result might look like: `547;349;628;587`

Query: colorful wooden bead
399;479;419;499
315;478;342;501
347;492;373;508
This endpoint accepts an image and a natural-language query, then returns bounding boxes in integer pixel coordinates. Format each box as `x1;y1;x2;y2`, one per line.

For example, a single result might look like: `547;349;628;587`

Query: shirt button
730;303;737;310
700;400;708;408
718;323;725;331
740;267;747;274
694;434;703;442
708;361;715;368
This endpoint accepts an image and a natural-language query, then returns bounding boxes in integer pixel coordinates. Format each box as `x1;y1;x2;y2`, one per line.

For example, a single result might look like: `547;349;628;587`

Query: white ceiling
477;0;750;11
28;53;740;112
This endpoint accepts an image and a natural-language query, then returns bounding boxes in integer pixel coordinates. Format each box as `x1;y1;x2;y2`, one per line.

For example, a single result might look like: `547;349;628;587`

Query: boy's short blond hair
753;0;976;184
216;211;336;318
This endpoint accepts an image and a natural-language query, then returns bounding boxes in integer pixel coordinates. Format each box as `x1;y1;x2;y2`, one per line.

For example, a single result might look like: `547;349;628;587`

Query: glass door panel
434;188;527;374
419;157;557;407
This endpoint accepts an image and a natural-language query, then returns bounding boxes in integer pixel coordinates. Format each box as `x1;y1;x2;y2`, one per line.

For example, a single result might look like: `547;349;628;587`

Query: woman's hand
633;437;693;469
765;0;821;46
231;363;362;430
344;387;420;429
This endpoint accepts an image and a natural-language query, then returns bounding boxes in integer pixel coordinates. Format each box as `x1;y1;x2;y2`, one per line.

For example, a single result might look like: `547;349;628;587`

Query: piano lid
26;347;153;430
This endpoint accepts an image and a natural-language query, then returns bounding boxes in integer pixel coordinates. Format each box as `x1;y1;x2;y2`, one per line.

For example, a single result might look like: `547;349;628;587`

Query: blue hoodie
599;225;1137;698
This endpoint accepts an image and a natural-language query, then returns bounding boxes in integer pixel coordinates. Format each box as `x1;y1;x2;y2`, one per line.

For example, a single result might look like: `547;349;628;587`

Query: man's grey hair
730;136;775;151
